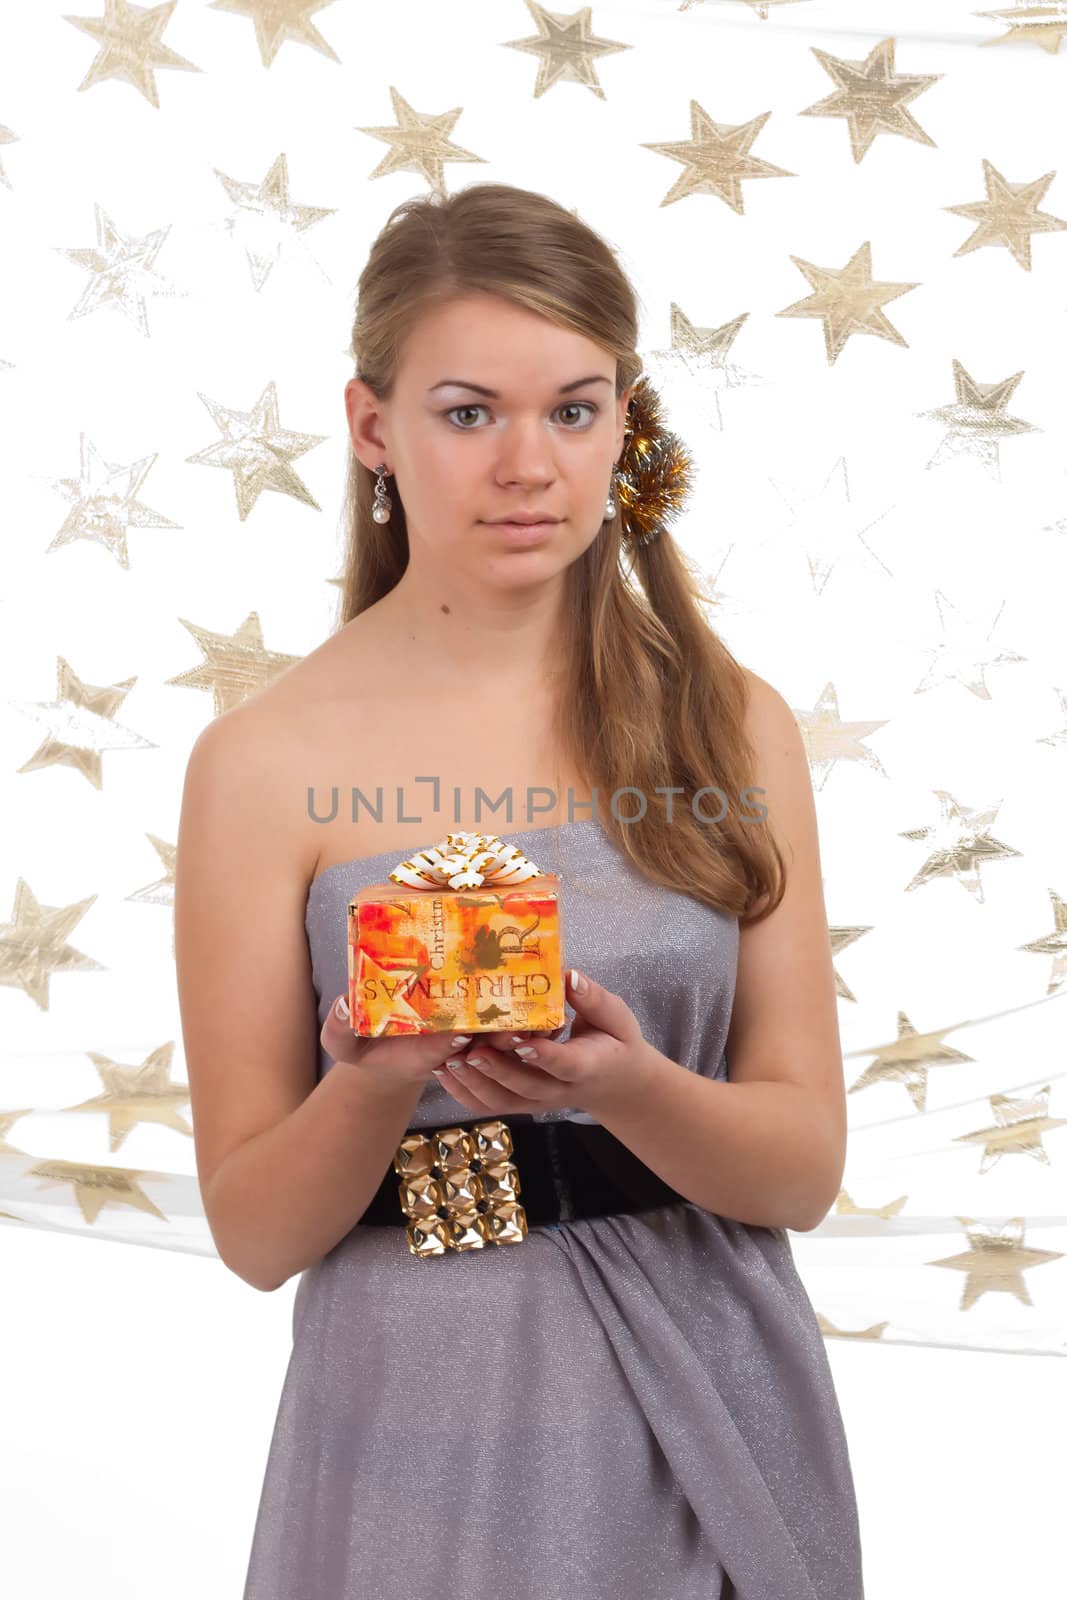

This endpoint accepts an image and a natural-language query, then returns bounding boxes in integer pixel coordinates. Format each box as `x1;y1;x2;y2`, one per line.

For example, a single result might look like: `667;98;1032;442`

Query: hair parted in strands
338;181;785;925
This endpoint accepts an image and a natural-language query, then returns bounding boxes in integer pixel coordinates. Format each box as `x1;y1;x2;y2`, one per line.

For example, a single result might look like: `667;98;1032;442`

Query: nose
494;416;558;483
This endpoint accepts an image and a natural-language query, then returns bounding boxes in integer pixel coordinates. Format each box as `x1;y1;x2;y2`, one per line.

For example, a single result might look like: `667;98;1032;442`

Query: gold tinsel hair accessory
614;375;695;550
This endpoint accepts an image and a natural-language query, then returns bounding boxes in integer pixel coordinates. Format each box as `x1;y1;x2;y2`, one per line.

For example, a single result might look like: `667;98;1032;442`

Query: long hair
336;182;785;925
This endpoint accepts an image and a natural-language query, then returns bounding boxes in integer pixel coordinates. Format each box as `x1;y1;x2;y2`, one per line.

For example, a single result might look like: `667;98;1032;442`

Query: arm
586;1056;840;1233
204;1060;427;1292
175;709;454;1294
584;668;847;1233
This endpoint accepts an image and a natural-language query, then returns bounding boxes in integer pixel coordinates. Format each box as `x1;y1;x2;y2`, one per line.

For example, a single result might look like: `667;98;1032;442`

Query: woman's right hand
319;994;472;1087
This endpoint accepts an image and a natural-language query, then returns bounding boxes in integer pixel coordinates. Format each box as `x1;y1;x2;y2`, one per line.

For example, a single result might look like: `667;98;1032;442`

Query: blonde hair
337;182;785;925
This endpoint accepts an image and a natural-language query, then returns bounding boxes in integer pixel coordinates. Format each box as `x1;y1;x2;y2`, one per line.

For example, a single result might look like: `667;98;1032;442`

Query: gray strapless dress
241;821;864;1600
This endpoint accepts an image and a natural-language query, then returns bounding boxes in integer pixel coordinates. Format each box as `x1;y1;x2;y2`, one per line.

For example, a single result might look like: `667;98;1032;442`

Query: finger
459;1043;559;1095
481;1027;535;1052
435;1053;544;1116
474;1034;575;1084
481;1023;568;1052
320;994;366;1063
431;1059;502;1114
563;969;635;1044
321;996;463;1070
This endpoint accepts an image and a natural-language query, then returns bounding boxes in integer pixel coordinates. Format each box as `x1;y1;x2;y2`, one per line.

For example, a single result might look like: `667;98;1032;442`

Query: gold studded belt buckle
392;1118;529;1258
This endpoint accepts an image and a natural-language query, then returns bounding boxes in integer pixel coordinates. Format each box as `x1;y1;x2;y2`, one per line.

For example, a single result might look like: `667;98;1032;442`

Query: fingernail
510;1035;526;1044
568;968;587;993
465;1055;484;1067
432;1068;447;1080
444;1057;464;1070
335;995;350;1019
450;1034;471;1047
514;1045;537;1060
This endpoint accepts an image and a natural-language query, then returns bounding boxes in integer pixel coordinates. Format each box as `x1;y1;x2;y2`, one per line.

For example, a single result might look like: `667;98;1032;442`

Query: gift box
346;831;565;1037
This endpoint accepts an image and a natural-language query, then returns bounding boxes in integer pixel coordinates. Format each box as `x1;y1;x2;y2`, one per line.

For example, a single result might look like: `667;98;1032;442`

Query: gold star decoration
185;380;325;521
814;1315;889;1343
125;835;176;912
792;682;889;790
641;101;793;213
0;879;105;1011
944;158;1067;270
954;1086;1067;1175
64;0;202;109
976;4;1067;54
165;611;303;716
918;357;1036;474
898;791;1022;903
55;202;184;337
828;923;873;1004
847;1009;976;1114
1017;889;1067;993
912;592;1028;700
214;152;336;292
928;1217;1062;1312
670;303;751;376
65;1042;192;1155
207;0;340;68
44;432;179;570
835;1190;908;1221
125;833;178;953
500;2;631;100
355;86;486;199
0;1111;37;1152
10;656;156;790
656;303;760;431
776;241;918;366
799;37;942;163
0;121;19;189
23;1156;168;1225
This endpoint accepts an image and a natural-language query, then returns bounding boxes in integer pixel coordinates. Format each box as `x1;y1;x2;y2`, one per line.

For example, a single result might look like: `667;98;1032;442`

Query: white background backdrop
3;1;1067;1594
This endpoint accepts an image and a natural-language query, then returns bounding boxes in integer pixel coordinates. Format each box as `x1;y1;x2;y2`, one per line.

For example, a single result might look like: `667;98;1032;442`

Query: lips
486;519;558;545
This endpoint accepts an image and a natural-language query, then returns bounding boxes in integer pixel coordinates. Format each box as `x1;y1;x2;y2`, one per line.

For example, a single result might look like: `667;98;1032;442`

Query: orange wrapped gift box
347;830;565;1037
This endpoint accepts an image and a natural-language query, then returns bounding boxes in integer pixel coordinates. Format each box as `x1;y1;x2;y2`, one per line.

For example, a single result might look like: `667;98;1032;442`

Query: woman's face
345;292;632;583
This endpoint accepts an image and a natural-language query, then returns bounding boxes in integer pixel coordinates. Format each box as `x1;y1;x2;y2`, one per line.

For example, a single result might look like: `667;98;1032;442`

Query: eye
443;401;599;430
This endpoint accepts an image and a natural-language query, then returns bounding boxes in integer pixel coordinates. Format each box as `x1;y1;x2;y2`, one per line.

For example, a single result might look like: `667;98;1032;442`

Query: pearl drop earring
372;461;392;524
604;462;620;520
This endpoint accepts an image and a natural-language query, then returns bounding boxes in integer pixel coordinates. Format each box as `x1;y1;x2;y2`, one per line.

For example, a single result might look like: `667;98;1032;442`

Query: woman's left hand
432;967;659;1119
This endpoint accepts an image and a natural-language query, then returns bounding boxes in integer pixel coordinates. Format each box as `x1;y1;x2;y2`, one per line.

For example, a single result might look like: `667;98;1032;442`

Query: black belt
359;1116;687;1251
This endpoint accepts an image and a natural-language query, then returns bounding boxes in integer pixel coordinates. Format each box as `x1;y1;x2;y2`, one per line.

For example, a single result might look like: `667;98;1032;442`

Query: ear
345;377;389;471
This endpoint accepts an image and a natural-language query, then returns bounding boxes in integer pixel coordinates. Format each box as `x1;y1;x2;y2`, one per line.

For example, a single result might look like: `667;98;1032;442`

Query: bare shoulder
739;665;798;739
737;667;806;824
183;620;372;882
183;690;313;886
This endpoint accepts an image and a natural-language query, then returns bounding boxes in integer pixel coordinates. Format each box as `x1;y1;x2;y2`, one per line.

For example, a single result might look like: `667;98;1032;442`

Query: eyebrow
428;375;612;397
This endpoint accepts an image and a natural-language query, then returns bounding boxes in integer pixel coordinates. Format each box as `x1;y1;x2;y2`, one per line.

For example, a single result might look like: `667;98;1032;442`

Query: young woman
175;182;864;1599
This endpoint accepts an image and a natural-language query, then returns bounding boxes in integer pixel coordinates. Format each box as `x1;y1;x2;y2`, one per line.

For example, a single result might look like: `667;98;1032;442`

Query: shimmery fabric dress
241;821;865;1600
